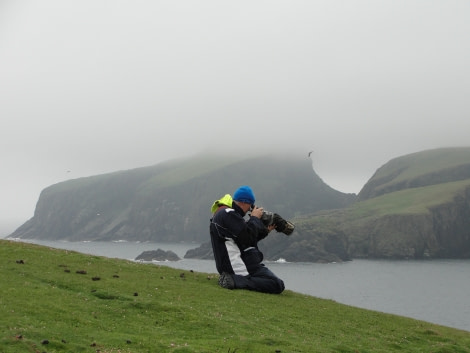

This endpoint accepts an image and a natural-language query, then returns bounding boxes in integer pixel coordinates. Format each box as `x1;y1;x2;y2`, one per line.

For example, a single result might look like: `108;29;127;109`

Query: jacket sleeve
235;215;269;248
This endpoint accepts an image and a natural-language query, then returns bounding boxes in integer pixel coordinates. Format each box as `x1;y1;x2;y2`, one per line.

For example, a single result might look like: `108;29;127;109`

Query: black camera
259;211;295;236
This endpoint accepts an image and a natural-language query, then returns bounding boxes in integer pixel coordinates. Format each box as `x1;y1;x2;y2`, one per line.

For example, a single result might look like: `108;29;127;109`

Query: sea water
11;239;470;332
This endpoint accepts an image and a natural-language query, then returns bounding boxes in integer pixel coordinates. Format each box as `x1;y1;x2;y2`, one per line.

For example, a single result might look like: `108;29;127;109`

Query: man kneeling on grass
209;185;285;294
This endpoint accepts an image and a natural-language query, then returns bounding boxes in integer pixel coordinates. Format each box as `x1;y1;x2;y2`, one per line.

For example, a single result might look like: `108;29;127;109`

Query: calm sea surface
14;239;470;332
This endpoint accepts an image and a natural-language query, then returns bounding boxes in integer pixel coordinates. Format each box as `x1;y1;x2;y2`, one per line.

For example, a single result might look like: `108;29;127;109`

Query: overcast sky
1;0;469;235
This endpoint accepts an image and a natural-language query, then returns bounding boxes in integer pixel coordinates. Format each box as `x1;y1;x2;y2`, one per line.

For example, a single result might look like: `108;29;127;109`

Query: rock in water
135;249;180;261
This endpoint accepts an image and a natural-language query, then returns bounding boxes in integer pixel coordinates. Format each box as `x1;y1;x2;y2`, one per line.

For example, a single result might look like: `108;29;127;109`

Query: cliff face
9;153;356;244
342;147;470;259
274;148;470;261
10;169;154;241
346;212;436;259
345;188;470;259
262;224;350;263
429;188;470;258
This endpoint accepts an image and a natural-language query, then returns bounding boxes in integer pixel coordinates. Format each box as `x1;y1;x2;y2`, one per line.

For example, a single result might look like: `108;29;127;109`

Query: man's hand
267;224;277;233
251;206;264;218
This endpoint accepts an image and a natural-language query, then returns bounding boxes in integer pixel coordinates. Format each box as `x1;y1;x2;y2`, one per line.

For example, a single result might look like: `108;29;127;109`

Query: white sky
1;0;469;235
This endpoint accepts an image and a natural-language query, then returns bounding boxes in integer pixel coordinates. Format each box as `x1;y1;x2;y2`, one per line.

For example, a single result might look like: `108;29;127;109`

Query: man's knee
272;279;285;294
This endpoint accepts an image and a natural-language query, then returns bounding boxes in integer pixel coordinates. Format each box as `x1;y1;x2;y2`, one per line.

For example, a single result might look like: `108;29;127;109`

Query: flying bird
308;150;314;157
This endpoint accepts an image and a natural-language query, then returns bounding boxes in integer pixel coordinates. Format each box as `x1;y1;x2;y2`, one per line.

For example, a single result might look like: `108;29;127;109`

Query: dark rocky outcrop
259;221;350;263
135;249;180;262
429;191;470;258
184;242;214;260
185;220;351;263
344;186;470;259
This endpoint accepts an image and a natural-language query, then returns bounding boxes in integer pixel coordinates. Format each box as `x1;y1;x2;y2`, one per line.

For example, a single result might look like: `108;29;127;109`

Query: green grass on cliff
348;179;470;219
1;240;469;353
371;147;470;186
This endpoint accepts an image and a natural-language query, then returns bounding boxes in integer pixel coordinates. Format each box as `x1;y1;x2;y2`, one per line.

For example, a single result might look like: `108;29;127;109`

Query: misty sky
1;1;469;235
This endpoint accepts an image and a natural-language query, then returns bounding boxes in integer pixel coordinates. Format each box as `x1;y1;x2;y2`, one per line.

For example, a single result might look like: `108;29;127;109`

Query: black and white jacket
210;201;269;276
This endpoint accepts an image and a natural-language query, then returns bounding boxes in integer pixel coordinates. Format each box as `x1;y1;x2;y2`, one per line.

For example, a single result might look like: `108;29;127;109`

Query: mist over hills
9;147;470;262
9;153;355;244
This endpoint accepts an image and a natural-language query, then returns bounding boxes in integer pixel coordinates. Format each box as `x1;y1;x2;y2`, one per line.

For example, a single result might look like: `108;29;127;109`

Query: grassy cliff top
1;240;469;352
359;147;470;200
351;179;470;219
374;147;470;182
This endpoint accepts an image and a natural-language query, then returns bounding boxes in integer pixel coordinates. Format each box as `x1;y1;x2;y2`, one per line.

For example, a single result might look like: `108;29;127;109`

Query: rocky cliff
318;147;470;259
9;153;356;245
345;184;470;259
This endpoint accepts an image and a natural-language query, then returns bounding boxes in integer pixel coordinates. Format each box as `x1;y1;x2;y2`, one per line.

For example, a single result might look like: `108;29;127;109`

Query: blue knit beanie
233;185;255;205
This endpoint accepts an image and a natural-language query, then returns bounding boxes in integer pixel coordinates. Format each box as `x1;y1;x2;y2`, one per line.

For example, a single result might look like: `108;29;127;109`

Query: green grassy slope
349;179;470;219
359;147;470;200
1;240;469;353
373;147;470;182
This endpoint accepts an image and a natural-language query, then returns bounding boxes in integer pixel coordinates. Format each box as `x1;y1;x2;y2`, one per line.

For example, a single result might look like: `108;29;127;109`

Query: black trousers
232;264;285;294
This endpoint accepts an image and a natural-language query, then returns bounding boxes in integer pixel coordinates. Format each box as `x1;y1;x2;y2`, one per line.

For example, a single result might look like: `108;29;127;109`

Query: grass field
1;239;469;353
